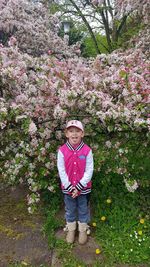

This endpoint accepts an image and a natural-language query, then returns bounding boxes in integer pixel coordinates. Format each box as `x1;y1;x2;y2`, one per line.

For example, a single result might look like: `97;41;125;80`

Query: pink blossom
28;121;37;135
8;36;17;46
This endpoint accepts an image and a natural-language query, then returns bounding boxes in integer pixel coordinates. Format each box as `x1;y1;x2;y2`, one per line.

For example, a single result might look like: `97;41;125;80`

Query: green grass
93;210;150;264
55;239;85;267
91;173;150;266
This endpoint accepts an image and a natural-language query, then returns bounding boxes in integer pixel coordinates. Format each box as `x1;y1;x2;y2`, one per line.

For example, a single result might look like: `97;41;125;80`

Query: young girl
57;120;94;244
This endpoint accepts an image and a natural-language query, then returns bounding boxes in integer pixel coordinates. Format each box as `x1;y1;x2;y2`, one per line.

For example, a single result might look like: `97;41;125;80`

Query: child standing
57;120;94;244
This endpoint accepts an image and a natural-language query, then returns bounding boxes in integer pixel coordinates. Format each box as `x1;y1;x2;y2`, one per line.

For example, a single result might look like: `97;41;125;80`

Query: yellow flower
138;230;143;235
140;218;145;224
95;248;101;254
106;198;112;204
92;222;97;227
101;216;106;221
21;261;28;266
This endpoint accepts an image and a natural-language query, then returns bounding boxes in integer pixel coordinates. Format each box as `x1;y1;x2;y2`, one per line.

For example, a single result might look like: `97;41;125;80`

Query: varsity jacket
57;140;93;195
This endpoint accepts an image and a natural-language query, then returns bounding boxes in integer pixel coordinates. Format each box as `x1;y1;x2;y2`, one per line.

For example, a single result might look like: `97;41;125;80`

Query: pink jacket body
58;141;93;195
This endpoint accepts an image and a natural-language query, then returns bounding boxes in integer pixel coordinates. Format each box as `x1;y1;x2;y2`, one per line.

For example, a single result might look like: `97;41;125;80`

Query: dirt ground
0;185;149;267
0;185;52;266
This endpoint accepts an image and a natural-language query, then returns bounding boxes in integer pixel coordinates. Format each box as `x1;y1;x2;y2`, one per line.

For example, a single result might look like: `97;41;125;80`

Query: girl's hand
72;188;78;198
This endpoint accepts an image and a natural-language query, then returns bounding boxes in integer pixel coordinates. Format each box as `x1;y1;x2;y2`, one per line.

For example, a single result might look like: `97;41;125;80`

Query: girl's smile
65;126;84;146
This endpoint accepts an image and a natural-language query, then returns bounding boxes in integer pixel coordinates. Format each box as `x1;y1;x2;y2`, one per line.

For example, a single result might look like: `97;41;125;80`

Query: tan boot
78;221;88;245
65;221;76;244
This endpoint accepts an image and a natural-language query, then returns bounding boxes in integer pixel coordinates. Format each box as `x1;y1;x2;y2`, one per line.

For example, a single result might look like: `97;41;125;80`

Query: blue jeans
64;194;90;223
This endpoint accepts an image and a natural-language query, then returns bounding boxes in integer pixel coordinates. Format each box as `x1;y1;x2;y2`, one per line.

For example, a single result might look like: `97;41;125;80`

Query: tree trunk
69;0;101;54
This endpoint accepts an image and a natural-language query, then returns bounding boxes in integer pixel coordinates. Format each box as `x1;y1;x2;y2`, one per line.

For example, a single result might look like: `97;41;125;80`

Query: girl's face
65;126;84;146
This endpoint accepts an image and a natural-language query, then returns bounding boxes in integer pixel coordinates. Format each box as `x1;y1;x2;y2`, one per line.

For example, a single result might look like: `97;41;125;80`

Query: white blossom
28;121;37;135
124;179;139;192
105;140;112;148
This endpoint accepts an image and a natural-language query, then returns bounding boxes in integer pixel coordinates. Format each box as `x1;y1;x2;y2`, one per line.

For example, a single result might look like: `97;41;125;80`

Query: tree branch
68;0;101;54
116;15;128;41
100;9;112;51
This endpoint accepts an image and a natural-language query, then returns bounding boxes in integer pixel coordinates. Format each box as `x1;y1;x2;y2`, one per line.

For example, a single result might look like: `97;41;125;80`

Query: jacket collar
66;140;84;151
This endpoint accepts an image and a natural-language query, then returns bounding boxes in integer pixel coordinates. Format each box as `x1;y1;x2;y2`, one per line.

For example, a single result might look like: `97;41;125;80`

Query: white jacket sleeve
57;150;73;192
76;150;94;190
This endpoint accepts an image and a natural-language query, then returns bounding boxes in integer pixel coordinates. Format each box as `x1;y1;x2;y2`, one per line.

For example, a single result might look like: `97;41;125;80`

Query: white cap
66;120;84;131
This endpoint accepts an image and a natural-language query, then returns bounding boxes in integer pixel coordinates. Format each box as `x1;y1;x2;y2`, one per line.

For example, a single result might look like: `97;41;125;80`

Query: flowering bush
0;0;149;213
0;0;79;56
